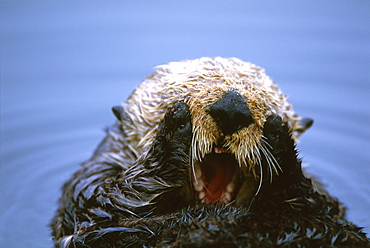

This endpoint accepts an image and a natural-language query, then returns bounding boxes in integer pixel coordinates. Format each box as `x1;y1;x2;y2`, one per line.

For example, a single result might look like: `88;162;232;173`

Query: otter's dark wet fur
51;58;369;247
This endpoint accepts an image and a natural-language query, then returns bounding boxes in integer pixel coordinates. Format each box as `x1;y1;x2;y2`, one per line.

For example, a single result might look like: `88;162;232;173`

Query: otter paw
166;102;191;125
263;114;284;147
264;114;283;132
162;102;192;139
263;114;296;154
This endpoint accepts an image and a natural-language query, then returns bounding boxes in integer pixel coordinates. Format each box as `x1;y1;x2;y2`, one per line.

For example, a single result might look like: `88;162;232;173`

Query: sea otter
51;57;369;247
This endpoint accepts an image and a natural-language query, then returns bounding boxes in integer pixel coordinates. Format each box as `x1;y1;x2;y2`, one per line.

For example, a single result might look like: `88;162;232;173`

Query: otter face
118;57;312;207
191;90;263;204
185;88;286;205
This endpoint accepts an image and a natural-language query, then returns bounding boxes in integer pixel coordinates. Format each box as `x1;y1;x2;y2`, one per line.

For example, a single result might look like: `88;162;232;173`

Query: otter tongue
201;153;235;203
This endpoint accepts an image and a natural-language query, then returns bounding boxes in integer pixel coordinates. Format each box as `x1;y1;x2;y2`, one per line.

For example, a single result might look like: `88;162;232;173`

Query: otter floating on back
51;57;369;247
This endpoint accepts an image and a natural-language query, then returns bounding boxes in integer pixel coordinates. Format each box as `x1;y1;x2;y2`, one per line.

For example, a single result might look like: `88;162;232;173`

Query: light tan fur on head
120;57;307;177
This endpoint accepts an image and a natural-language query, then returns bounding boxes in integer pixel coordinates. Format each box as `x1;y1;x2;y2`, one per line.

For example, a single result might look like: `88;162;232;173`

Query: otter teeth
214;147;230;154
226;181;235;193
198;191;206;203
222;192;232;202
194;180;204;191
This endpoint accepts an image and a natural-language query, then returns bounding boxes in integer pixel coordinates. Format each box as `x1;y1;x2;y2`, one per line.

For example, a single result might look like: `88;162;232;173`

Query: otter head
113;57;313;207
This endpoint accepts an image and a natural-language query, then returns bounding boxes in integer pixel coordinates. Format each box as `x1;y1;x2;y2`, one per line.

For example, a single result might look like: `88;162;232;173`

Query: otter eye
209;91;254;135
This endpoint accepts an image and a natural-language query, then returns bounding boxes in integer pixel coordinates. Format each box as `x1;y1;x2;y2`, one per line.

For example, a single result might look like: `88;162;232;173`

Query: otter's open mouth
191;147;242;204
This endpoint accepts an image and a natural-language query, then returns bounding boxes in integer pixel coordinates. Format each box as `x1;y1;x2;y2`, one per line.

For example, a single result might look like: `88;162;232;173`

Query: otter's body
51;57;369;247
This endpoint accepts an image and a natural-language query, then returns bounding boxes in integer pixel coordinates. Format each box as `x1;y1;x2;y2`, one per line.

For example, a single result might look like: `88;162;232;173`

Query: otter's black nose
209;91;254;135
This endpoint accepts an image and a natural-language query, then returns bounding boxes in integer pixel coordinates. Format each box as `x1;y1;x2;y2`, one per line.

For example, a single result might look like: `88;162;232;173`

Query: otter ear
295;117;314;134
112;105;128;122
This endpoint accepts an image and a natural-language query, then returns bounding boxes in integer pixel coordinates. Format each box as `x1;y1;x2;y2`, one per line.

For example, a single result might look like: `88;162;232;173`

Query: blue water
1;1;369;247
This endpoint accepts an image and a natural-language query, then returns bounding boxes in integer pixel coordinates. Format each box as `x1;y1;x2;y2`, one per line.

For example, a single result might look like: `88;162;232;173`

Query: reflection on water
1;1;369;247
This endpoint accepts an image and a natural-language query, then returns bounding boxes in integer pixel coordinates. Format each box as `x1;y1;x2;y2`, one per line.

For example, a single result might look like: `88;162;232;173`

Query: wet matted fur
51;57;369;247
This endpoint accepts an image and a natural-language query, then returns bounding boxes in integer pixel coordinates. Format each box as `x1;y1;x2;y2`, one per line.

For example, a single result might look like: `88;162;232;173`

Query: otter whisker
262;137;282;174
256;146;272;182
238;151;250;173
270;152;282;174
203;183;213;197
190;154;198;185
255;149;262;175
261;135;272;149
260;145;273;183
255;159;263;196
265;144;278;182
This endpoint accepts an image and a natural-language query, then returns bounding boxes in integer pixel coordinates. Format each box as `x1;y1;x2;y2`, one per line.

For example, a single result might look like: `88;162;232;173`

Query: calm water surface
1;1;369;247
